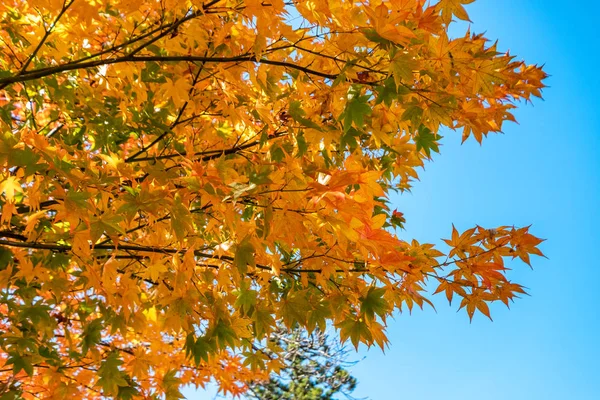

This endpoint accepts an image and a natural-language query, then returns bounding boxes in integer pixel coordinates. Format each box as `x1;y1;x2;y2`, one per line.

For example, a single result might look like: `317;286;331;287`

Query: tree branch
127;131;288;163
0;55;340;87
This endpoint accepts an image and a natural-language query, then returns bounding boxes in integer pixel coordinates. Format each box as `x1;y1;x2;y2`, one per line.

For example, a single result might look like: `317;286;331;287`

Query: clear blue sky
190;1;600;398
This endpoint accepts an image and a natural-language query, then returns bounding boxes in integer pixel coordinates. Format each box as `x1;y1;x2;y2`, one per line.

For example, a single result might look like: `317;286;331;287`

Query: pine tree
247;328;357;400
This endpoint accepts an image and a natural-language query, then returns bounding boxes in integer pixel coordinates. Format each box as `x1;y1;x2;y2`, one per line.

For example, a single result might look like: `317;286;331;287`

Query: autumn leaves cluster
0;0;545;398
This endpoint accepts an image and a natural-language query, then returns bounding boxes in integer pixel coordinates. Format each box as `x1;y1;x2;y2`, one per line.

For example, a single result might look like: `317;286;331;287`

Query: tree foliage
246;327;357;400
0;0;546;398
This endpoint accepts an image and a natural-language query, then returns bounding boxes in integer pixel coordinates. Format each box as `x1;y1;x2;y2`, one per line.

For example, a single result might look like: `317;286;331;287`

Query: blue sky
190;0;600;398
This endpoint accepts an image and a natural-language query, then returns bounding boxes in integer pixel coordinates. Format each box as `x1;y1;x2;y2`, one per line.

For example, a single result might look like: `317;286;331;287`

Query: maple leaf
170;193;194;242
391;53;420;88
211;319;238;350
0;176;23;201
360;287;389;322
289;100;322;130
340;89;372;132
414;125;443;158
234;237;256;275
436;0;475;24
234;281;258;316
253;308;276;338
338;317;372;350
280;290;311;327
81;318;103;355
510;228;546;265
162;78;191;107
376;77;410;107
161;370;185;400
459;290;495;322
97;352;128;397
185;334;214;365
6;352;34;376
307;298;332;332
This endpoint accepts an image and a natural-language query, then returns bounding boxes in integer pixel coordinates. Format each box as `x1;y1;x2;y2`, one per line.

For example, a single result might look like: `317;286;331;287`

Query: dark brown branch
0;55;339;87
14;200;59;214
0;238;373;276
96;205;213;246
0;238;240;265
0;231;28;241
127;131;288;163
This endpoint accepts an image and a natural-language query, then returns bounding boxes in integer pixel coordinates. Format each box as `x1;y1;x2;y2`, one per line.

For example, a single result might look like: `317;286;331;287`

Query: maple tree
0;0;547;398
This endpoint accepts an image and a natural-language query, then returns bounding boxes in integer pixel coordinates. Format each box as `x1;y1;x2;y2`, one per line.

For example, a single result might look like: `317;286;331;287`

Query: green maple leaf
361;28;395;49
0;247;12;268
117;383;140;400
360;287;388;322
97;352;128;396
280;290;310;326
338;318;372;350
242;349;267;371
185;333;214;365
170;193;193;242
90;214;126;242
289;100;322;130
414;125;442;157
210;319;237;349
81;318;103;354
390;52;420;88
234;281;258;315
340;90;372;132
375;77;410;107
19;303;55;337
307;298;331;332
162;370;185;400
6;352;34;376
401;103;424;126
234;237;255;274
253;308;275;338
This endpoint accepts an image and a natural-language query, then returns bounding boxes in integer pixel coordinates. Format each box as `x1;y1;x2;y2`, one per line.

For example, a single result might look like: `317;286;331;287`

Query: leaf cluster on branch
0;0;546;398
